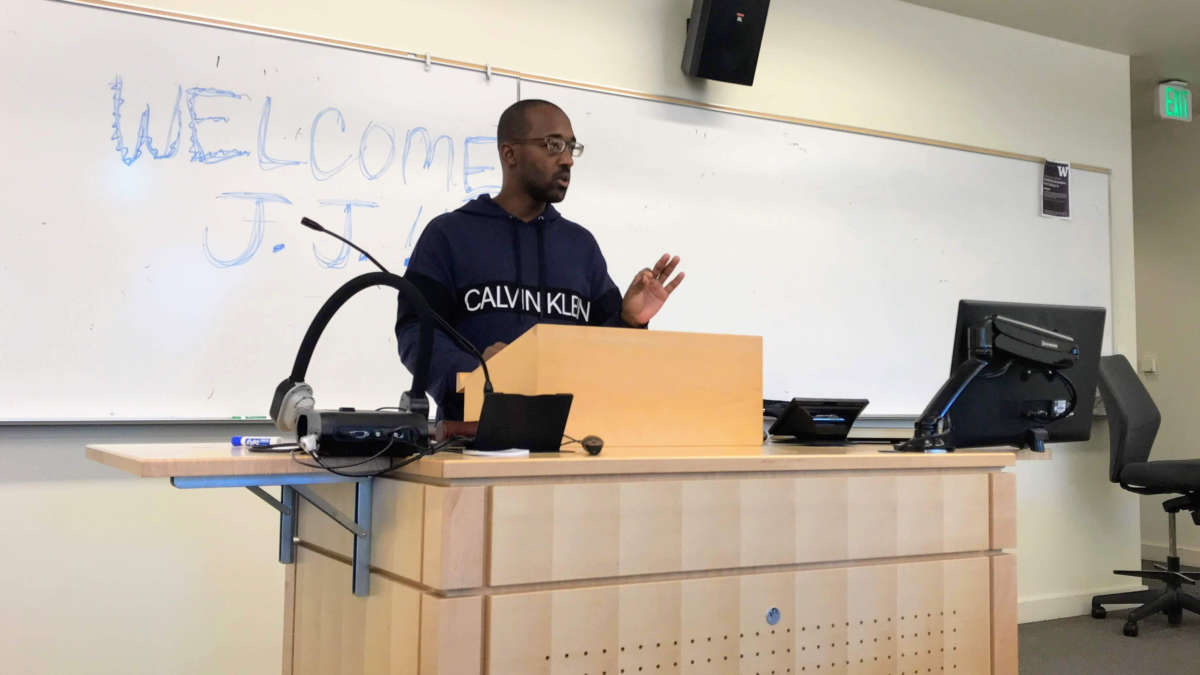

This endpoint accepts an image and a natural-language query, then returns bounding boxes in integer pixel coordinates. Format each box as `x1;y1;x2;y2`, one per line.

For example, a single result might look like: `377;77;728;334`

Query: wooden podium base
285;446;1017;675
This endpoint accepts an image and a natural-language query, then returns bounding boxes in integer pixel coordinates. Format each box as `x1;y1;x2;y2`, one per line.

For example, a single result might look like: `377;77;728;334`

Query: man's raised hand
620;253;684;327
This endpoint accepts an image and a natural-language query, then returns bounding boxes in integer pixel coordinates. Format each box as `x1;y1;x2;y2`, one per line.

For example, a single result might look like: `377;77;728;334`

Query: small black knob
581;435;604;456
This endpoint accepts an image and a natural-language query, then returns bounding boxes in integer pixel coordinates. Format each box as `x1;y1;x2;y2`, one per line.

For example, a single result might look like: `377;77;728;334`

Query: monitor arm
898;314;1079;452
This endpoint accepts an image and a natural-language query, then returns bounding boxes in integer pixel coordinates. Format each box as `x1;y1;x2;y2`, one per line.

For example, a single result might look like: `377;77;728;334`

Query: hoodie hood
459;193;563;224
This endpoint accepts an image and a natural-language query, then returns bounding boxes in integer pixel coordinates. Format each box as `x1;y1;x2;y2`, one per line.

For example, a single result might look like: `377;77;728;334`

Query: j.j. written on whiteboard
108;72;501;269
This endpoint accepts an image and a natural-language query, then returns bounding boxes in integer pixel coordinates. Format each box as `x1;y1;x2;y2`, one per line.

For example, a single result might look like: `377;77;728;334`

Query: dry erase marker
232;435;282;447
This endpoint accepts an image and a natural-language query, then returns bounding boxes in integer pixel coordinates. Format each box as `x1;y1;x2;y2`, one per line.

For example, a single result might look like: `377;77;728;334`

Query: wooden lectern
86;330;1019;675
456;324;763;447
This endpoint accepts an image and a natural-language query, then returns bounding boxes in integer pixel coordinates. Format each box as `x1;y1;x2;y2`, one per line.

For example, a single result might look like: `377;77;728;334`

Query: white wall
0;424;282;675
1130;74;1200;565
4;1;1139;671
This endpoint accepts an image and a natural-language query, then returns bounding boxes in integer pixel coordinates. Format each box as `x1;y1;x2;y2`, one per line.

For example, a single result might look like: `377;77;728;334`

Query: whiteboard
1;0;515;421
0;0;1112;420
521;82;1112;416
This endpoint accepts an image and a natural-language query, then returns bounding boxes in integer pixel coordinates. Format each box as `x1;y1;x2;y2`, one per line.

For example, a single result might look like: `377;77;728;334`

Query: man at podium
395;99;685;420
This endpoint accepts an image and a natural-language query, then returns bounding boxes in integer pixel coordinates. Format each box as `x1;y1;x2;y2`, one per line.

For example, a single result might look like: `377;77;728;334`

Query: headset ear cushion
269;379;296;422
271;381;315;433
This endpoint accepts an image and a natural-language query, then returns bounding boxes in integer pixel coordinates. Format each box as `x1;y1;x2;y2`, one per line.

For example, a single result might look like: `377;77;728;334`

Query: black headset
269;271;436;433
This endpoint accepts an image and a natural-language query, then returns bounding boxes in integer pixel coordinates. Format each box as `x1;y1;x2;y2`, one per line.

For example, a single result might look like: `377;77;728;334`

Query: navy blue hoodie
395;194;631;419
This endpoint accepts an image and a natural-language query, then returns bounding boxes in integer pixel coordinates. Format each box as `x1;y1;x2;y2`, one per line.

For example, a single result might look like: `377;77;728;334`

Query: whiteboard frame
64;0;1111;176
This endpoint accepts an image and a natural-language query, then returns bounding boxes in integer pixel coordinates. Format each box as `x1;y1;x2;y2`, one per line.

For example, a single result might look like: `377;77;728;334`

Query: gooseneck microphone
269;217;503;467
298;217;494;395
301;217;394;275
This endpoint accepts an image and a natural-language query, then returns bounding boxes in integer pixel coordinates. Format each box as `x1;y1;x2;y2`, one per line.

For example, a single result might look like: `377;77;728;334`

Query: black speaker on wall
682;0;771;86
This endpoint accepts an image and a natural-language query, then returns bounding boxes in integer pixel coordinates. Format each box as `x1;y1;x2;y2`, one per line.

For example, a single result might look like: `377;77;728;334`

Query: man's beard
526;178;567;204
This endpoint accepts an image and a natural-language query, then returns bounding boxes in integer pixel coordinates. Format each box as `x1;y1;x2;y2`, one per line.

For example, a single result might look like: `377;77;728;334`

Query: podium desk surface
87;441;1016;481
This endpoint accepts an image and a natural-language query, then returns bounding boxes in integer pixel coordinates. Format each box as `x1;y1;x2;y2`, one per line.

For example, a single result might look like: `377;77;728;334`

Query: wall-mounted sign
1041;160;1070;219
1158;81;1192;122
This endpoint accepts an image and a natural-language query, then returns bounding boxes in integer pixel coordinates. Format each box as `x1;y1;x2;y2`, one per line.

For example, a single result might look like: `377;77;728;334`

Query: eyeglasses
510;136;585;158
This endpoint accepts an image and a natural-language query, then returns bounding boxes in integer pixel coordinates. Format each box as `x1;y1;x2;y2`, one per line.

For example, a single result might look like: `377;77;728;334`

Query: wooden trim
85;446;153;477
84;442;1016;479
990;553;1018;675
403;465;1007;489
523;71;1111;175
299;536;999;602
84;443;390;478
415;594;423;675
481;578;492;675
296;540;429;591
66;0;1111;176
990;472;1018;550
394;448;1017;480
281;561;296;675
482;485;494;587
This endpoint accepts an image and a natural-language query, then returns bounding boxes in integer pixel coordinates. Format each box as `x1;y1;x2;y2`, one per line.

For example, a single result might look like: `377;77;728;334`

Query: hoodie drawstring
507;209;549;322
510;219;522;288
536;217;547;320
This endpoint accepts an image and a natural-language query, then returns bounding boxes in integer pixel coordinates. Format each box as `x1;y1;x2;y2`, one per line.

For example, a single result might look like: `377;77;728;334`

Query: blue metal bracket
293;485;367;537
280;485;297;565
354;480;372;596
171;473;373;596
170;473;357;489
247;485;292;515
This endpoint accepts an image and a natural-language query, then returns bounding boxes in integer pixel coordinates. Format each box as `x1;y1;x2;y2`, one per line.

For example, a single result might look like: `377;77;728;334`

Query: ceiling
901;1;1200;80
902;1;1200;123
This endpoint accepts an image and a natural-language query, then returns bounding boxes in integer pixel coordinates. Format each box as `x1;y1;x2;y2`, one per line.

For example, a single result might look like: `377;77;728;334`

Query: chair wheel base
1091;606;1107;619
1168;608;1183;625
1123;622;1139;637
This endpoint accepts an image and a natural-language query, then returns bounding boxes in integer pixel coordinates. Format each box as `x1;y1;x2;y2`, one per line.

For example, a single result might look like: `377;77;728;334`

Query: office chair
1090;354;1200;637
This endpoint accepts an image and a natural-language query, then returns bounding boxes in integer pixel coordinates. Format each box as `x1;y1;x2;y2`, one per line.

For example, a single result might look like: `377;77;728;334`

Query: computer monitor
901;300;1106;452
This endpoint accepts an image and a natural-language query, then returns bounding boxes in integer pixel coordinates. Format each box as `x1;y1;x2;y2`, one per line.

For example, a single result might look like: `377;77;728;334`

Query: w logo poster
1041;160;1070;219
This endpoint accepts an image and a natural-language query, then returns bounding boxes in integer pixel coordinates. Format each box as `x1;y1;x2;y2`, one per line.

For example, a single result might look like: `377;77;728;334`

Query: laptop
471;392;574;453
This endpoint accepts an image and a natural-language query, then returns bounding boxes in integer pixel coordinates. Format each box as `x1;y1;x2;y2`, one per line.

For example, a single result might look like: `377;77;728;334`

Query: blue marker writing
232;435;283;447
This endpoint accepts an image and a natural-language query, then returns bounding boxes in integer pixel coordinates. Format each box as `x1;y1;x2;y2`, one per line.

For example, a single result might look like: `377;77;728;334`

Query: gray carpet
1019;562;1200;674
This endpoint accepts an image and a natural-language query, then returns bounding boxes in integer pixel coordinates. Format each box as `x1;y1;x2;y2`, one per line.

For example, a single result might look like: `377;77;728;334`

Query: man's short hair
497;99;562;143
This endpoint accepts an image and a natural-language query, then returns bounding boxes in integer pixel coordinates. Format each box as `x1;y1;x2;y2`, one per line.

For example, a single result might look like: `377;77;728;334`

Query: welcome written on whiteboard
108;75;500;269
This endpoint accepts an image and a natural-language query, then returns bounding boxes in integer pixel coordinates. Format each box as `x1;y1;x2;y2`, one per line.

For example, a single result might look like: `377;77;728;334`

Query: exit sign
1158;82;1192;121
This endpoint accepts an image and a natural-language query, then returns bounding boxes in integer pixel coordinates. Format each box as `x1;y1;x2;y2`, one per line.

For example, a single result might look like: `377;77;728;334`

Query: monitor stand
1025;427;1049;453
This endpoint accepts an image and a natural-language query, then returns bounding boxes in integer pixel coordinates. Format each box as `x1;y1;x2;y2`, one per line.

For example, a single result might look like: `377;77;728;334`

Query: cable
557;434;587;453
429;436;465;453
286;429;465;478
893;429;956;452
979;359;1014;379
1046;370;1077;422
291;448;407;479
289;424;421;477
894;416;956;452
432;436;469;453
